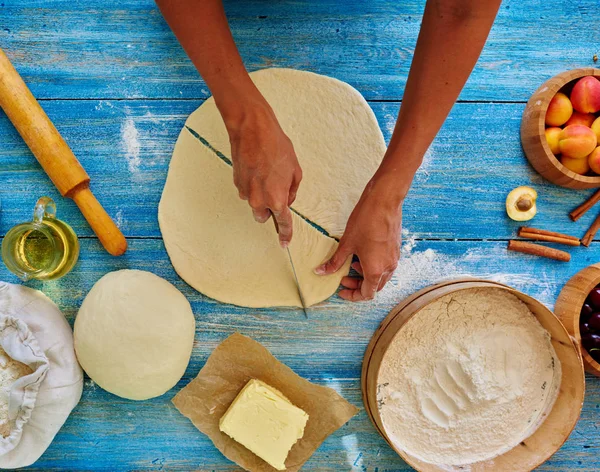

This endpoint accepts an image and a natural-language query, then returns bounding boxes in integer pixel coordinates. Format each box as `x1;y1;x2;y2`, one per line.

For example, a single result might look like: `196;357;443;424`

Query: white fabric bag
0;282;83;469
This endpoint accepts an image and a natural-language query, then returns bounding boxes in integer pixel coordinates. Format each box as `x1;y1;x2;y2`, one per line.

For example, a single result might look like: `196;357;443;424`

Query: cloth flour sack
0;282;83;468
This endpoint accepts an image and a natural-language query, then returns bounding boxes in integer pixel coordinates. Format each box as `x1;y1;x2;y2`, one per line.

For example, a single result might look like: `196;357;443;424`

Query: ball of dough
74;270;195;400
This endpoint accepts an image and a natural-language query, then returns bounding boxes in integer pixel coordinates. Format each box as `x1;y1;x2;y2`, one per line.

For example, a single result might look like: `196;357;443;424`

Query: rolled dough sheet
160;68;385;308
159;130;350;308
185;68;387;239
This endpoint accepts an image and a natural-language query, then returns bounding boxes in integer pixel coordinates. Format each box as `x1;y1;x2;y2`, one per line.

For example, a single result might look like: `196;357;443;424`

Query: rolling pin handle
70;185;128;256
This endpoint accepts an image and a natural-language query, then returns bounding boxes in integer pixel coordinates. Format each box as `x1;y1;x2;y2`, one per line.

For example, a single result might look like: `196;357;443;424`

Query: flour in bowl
377;288;561;467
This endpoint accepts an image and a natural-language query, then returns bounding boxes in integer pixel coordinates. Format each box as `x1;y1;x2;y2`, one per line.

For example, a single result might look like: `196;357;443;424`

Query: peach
545;92;573;126
558;125;598;158
565;111;596;127
562;155;590;175
589;147;600;174
592;116;600;142
570;76;600;113
545;127;562;155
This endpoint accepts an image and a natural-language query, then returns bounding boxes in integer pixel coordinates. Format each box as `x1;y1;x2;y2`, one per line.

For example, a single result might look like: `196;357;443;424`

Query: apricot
506;186;537;221
570;76;600;113
545;92;573;126
565;111;596;127
544;127;562;155
562;155;590;175
592;116;600;142
589;147;600;174
558;125;598;159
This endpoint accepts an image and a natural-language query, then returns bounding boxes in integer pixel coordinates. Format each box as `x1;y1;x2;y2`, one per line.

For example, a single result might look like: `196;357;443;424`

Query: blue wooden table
1;1;599;470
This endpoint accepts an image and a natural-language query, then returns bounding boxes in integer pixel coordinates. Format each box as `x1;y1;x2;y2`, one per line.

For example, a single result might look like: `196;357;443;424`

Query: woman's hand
225;99;303;247
315;174;403;301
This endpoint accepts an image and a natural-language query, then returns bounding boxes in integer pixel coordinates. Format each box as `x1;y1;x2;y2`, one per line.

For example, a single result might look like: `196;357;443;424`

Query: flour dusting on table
377;288;561;467
121;116;141;176
375;231;554;308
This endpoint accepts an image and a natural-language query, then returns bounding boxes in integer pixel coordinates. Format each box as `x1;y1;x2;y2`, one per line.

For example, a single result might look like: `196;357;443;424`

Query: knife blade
270;212;309;318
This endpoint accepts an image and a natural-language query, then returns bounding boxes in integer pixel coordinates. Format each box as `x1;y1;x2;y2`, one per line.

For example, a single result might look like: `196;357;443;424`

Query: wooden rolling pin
0;48;126;256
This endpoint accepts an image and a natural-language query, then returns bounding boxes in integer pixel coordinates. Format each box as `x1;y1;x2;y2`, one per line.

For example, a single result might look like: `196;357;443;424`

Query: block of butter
219;379;309;470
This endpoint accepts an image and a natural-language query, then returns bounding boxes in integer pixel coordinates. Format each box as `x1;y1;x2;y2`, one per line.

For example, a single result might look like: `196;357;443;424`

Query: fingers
339;288;370;302
341;276;361;290
272;207;293;248
339;267;395;302
314;243;352;276
288;168;303;206
338;279;377;302
351;262;363;275
360;274;380;301
378;271;394;290
252;208;271;223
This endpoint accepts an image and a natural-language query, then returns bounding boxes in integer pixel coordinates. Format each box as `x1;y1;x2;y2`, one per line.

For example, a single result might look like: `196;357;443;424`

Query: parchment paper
172;333;359;472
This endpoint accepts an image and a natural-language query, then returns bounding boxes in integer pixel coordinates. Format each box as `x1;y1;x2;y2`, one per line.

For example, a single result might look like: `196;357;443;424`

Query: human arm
155;0;302;247
316;0;502;301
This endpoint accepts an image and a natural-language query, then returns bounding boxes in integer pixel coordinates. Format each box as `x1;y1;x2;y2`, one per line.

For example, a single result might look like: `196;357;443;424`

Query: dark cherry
581;323;591;335
589;313;600;331
587;288;600;309
582;333;600;352
591;349;600;364
581;303;594;321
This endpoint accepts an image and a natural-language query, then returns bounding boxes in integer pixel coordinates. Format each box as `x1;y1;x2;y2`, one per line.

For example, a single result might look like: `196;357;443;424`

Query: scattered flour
94;100;114;111
378;288;561;467
375;230;555;309
114;209;124;229
0;347;32;437
383;113;396;137
376;239;462;309
121;116;141;176
144;111;160;124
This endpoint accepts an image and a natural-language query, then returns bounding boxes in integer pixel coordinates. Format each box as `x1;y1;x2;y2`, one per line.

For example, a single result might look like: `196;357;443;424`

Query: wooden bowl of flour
555;263;600;377
362;279;584;471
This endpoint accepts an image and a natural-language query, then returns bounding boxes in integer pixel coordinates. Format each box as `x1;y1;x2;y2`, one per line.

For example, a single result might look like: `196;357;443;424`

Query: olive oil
2;197;79;281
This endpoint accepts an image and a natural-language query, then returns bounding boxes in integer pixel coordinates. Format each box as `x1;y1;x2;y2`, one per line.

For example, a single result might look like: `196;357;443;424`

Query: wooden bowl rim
362;280;585;472
525;68;600;185
556;263;600;374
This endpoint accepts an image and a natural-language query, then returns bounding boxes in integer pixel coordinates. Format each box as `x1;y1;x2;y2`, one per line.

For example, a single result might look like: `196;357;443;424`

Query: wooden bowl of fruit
555;263;600;376
521;68;600;189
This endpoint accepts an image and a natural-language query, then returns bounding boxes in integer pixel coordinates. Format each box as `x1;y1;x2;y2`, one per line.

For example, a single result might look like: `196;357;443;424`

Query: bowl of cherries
556;263;600;376
580;287;600;365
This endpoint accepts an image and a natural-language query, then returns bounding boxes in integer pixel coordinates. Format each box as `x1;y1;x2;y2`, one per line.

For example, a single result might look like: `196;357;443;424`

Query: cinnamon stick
518;227;580;246
570;189;600;222
582;213;600;247
507;240;571;262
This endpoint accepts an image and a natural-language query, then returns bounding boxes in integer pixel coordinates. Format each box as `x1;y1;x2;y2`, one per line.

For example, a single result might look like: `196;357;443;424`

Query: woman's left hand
315;175;403;301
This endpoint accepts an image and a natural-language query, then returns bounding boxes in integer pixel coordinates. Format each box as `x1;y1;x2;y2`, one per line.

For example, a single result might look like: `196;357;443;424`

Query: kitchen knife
270;212;309;318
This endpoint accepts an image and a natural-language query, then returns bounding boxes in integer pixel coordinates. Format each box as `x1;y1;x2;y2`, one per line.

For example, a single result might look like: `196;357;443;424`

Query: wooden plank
0;98;597;241
0;238;598;471
0;0;598;101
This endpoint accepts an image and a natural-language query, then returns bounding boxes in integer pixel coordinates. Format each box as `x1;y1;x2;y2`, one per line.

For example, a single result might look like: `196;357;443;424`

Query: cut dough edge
185;68;387;240
184;125;335;241
159;129;351;308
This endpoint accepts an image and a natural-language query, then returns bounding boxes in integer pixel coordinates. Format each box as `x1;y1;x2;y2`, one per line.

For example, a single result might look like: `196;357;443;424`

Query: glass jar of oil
2;197;79;281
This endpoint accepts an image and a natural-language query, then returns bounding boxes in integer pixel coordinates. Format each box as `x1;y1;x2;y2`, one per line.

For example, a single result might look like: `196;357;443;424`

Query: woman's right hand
224;99;303;248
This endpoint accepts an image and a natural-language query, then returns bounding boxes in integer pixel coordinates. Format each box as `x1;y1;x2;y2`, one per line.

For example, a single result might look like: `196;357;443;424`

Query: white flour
377;288;561;467
375;246;460;309
121;116;141;176
374;232;555;309
0;347;32;437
